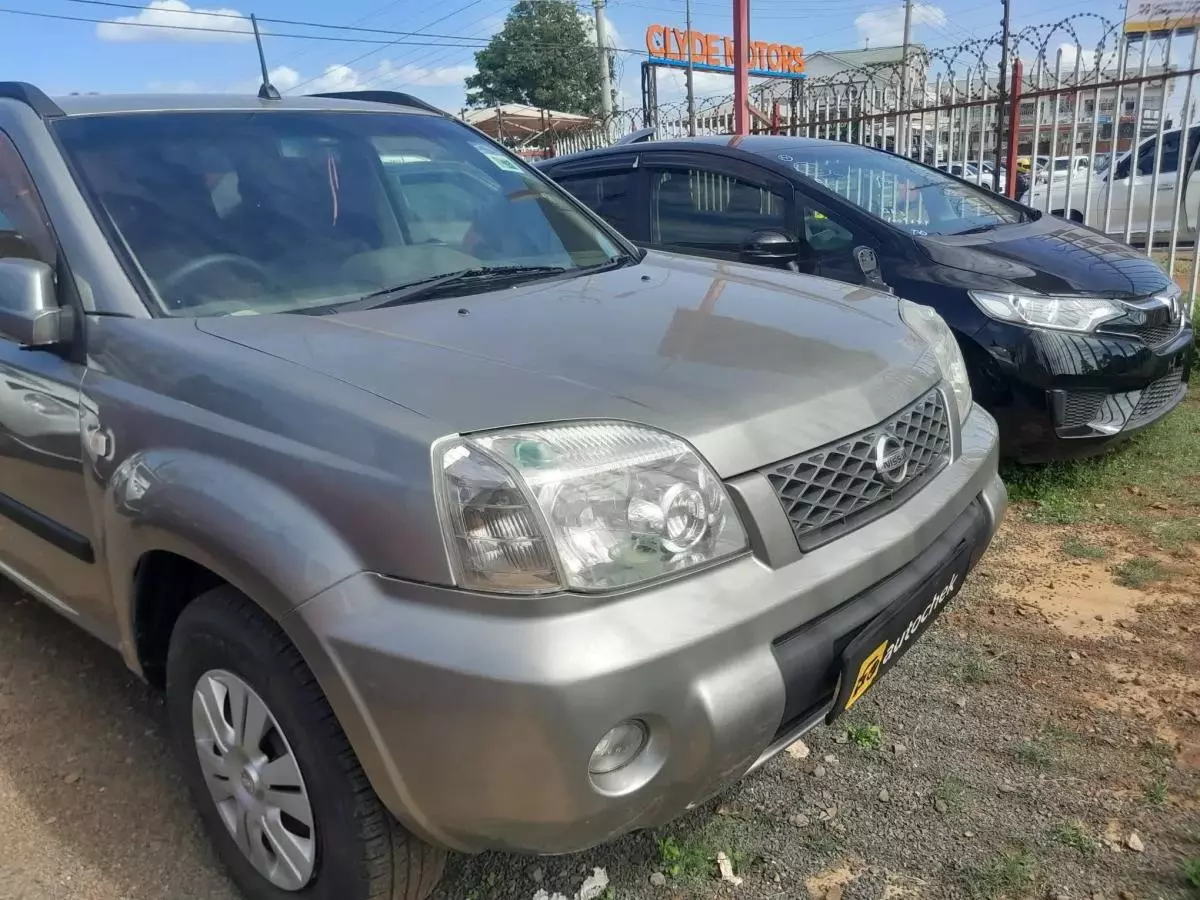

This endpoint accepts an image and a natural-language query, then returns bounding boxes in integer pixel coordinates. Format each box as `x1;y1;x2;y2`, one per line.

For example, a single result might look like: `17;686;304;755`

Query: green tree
465;0;607;115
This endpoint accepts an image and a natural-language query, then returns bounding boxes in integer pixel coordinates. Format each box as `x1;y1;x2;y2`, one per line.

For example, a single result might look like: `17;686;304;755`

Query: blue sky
1;0;1128;111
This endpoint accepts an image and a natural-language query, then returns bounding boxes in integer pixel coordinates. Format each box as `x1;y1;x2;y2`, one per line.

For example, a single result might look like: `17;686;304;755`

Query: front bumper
291;405;1005;855
971;321;1193;462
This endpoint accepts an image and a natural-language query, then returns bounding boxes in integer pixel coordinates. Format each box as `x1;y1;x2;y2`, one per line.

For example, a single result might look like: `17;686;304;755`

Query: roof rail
309;90;446;117
0;82;66;119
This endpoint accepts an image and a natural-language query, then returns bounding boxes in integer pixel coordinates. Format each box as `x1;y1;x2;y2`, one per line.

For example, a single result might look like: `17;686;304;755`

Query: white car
1021;127;1200;244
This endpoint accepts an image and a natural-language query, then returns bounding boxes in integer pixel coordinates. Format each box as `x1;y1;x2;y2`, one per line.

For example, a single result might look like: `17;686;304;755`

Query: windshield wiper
340;265;573;312
953;222;1009;235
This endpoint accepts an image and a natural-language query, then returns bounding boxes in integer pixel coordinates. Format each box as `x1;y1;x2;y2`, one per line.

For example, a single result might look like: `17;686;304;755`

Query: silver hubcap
191;669;316;891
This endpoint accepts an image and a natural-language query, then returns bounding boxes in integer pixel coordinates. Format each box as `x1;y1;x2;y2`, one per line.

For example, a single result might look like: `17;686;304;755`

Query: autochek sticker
845;572;960;710
471;142;523;173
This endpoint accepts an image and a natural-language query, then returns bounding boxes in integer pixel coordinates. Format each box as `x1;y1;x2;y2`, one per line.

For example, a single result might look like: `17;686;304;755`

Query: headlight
899;299;972;424
436;423;747;593
969;290;1123;333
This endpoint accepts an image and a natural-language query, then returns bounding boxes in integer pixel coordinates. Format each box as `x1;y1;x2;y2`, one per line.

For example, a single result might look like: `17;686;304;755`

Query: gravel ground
1;515;1197;900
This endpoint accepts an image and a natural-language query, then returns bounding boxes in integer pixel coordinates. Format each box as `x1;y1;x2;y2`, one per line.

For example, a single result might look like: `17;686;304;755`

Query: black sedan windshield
55;111;624;316
780;143;1026;236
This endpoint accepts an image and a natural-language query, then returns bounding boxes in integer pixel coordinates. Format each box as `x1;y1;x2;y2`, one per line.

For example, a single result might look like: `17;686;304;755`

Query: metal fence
520;14;1200;289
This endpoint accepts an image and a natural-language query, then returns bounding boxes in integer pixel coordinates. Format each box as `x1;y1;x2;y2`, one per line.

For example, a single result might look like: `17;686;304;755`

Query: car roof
543;134;866;168
45;93;435;117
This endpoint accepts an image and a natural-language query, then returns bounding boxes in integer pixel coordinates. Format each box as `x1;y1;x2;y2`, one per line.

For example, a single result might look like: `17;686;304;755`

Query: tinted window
557;170;637;235
780;144;1024;236
0;132;55;264
55;113;622;317
651;167;786;248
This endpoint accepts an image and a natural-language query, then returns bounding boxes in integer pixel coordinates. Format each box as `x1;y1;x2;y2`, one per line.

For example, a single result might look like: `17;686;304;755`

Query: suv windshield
55;112;624;316
781;144;1026;236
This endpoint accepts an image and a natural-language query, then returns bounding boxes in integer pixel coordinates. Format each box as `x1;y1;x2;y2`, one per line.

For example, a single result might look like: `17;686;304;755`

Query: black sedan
538;136;1194;462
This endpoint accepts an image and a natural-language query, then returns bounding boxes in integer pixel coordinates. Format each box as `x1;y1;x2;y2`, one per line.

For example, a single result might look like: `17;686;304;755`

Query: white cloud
1054;42;1100;73
581;11;620;49
659;68;733;100
97;0;253;42
268;60;476;96
854;3;946;47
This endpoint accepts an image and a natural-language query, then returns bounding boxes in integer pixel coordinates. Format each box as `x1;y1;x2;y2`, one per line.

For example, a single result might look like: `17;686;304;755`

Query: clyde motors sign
644;24;806;79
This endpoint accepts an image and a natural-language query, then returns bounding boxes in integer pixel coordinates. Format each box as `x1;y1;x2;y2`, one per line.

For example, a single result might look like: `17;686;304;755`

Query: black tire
166;585;446;900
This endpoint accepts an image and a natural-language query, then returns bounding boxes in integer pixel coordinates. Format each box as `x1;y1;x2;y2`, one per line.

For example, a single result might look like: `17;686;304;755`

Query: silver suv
0;83;1005;900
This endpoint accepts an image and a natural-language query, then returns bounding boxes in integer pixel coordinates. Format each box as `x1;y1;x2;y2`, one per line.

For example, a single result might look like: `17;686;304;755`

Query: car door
639;151;797;265
544;155;646;242
0;131;102;634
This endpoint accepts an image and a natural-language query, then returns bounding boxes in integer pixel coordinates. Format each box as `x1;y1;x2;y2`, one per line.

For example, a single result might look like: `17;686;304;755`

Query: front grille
1056;367;1186;434
763;389;952;550
1060;391;1105;429
1130;368;1185;423
1134;320;1184;347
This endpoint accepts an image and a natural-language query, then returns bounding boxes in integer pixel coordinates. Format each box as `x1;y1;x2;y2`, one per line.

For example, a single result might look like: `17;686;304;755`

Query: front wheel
166;586;445;900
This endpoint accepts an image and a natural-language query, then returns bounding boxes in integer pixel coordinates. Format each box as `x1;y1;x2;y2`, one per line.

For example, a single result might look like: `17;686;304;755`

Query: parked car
538;136;1194;462
0;83;1005;900
1022;126;1200;245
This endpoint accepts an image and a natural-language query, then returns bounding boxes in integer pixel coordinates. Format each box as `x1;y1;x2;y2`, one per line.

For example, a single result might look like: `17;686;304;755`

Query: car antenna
251;14;280;101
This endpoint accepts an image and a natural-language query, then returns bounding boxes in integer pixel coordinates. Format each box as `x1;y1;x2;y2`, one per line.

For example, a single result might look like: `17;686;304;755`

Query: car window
556;170;637;236
651;167;786;250
54;112;623;317
0;131;55;264
382;162;500;245
782;143;1024;236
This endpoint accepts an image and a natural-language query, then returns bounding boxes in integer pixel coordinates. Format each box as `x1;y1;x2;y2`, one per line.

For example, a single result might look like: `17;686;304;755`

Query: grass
657;819;753;885
951;651;999;685
1061;536;1108;559
1001;387;1200;553
935;776;969;813
1049;820;1099;856
1014;738;1056;768
1112;556;1170;588
1184;856;1200;890
1146;776;1168;806
968;848;1037;899
845;723;883;749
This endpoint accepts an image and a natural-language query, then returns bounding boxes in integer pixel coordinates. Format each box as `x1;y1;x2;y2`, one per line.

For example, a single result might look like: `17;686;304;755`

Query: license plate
829;547;971;719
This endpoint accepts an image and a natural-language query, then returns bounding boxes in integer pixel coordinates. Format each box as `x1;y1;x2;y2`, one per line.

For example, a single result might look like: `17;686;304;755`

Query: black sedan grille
1134;320;1184;347
763;389;951;551
1057;368;1186;434
1130;368;1186;424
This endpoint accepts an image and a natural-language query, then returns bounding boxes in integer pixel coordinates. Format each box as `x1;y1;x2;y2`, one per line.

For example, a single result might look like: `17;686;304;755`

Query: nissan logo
873;433;910;485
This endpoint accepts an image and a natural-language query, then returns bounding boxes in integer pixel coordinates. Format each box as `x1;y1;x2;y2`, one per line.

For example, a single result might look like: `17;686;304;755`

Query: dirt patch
985;529;1194;640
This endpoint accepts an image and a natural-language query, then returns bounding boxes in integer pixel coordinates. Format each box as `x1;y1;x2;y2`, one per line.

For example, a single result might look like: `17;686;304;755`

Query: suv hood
197;253;939;476
917;214;1173;298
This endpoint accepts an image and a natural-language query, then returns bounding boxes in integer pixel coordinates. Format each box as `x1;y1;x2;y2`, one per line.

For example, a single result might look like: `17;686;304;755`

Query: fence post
1005;58;1023;198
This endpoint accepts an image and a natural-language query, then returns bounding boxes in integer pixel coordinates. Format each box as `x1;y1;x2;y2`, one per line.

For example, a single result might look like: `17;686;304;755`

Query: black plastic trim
0;82;66;119
0;491;94;563
309;90;445;116
769;497;989;738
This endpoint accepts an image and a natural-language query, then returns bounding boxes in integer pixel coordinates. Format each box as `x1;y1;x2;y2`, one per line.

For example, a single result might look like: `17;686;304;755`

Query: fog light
589;720;648;775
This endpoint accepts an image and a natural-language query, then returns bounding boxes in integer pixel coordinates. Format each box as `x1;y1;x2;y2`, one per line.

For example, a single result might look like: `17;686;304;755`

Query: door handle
1158;183;1175;191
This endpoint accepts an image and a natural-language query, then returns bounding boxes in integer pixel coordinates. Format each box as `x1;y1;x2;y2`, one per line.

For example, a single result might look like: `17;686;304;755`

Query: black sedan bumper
970;321;1194;463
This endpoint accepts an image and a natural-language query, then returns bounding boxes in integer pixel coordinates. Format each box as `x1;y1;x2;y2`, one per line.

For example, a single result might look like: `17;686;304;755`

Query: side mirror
741;230;800;264
0;258;72;347
853;245;892;292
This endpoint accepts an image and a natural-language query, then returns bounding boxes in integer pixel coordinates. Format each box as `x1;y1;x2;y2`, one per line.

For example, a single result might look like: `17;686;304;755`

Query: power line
0;4;647;53
61;0;510;45
281;0;492;93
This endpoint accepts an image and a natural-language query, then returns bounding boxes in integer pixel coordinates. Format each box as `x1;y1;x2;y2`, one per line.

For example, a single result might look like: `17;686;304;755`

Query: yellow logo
846;640;889;710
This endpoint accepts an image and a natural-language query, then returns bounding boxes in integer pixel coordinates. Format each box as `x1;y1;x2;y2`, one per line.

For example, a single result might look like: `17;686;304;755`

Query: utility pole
898;0;914;155
733;0;750;134
686;0;697;135
994;0;1012;191
594;0;613;119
